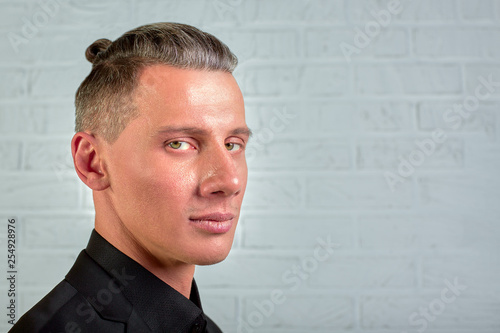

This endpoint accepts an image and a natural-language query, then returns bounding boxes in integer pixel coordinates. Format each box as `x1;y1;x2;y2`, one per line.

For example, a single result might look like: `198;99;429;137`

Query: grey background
1;0;500;332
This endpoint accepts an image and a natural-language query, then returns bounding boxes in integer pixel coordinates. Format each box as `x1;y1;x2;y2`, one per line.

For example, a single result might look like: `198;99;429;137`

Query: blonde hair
75;22;238;142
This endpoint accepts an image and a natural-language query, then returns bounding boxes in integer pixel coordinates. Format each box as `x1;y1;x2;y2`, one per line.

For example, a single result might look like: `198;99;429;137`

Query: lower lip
189;218;234;234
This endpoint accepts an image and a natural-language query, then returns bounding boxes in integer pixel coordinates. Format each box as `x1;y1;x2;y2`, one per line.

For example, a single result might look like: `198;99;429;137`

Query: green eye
168;141;190;150
225;142;241;151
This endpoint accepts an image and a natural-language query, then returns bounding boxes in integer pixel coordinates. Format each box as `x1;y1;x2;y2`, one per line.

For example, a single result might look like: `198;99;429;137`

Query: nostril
211;190;225;195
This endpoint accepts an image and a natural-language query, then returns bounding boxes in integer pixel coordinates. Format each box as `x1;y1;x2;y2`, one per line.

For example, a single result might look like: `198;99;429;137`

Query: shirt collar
85;229;208;332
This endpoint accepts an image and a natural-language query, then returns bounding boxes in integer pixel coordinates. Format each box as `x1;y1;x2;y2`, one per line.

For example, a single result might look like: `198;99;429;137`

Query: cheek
110;149;196;208
137;157;198;205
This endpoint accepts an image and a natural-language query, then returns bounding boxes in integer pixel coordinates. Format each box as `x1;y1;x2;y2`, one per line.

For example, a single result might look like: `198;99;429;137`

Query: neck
94;205;195;299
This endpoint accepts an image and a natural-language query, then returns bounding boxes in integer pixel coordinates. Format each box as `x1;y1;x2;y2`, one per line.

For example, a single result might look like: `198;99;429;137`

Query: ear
71;132;110;191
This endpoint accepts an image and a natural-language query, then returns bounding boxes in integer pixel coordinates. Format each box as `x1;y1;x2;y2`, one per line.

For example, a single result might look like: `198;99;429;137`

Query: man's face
100;65;249;266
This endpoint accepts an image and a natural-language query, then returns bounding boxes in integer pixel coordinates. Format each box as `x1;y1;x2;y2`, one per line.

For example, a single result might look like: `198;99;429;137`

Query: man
11;22;250;332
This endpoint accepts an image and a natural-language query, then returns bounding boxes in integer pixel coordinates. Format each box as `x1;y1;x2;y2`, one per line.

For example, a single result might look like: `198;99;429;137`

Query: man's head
75;22;238;143
71;23;249;272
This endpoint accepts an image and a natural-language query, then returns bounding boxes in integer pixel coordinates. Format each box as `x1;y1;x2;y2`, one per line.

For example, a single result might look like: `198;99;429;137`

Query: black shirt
10;230;223;333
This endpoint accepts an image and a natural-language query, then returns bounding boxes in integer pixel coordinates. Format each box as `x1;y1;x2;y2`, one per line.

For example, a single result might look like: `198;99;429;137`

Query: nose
199;145;245;198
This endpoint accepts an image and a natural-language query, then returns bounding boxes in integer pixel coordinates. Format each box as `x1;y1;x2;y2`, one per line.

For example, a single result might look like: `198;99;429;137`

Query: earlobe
71;132;110;191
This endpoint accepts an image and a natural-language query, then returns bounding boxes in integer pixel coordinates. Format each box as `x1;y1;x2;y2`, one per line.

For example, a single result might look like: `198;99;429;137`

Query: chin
192;244;232;266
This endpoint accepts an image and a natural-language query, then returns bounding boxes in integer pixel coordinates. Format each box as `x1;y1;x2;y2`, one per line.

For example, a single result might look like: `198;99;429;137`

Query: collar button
190;322;202;333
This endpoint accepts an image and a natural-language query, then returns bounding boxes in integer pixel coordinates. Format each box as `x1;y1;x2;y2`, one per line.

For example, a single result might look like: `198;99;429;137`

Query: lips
189;212;235;222
189;213;235;233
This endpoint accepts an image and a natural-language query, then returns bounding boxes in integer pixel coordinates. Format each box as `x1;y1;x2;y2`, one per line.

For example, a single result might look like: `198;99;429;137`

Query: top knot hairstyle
75;22;238;143
85;38;113;63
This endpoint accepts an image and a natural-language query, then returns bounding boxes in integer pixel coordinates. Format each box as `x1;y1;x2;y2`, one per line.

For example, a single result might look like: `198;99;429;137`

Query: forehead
134;65;243;113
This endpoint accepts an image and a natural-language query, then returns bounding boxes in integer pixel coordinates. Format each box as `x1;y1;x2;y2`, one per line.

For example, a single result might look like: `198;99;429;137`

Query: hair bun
85;38;112;64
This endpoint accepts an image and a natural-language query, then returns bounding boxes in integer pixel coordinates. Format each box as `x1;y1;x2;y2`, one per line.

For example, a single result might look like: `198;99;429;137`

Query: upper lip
189;212;235;222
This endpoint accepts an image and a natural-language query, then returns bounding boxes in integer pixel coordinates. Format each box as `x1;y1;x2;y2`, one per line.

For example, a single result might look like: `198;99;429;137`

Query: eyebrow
156;126;253;138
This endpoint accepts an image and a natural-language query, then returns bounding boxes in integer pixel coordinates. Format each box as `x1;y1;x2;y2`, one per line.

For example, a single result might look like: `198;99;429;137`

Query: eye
167;141;192;150
225;142;242;151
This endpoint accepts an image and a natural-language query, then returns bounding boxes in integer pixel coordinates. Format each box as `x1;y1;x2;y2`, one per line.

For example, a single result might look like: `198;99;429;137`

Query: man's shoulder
10;279;125;332
9;251;144;333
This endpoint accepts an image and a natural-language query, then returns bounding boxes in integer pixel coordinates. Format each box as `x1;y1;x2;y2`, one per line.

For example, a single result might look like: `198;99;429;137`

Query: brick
361;296;429;329
0;141;22;170
29;65;87;98
245;102;302;134
248;137;351;170
356;136;401;170
1;28;90;64
361;294;499;333
24;139;73;173
2;1;127;58
236;0;345;23
0;2;30;29
311;256;416;288
244;175;301;209
44;103;76;134
461;0;495;20
306;28;407;59
422;255;499;290
0;68;28;99
418;175;499;212
22;215;93;249
430;297;500;329
417;102;496;137
27;29;92;64
356;65;462;94
360;295;500;330
236;65;349;97
0;1;33;55
0;175;80;210
249;101;353;135
242;215;352;249
49;0;133;28
195;254;298;288
1;29;35;63
136;0;208;27
23;138;71;168
464;65;500;96
17;250;77;286
355;102;414;131
415;28;499;57
357;138;464;169
208;29;298;63
248;105;297;134
200;296;237;330
310;102;353;133
0;104;45;134
242;296;354;329
306;175;413;209
349;0;455;22
358;214;468;249
464;139;500;177
0;103;75;135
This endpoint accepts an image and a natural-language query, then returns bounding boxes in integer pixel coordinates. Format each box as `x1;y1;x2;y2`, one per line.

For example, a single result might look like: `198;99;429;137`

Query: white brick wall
1;0;500;332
